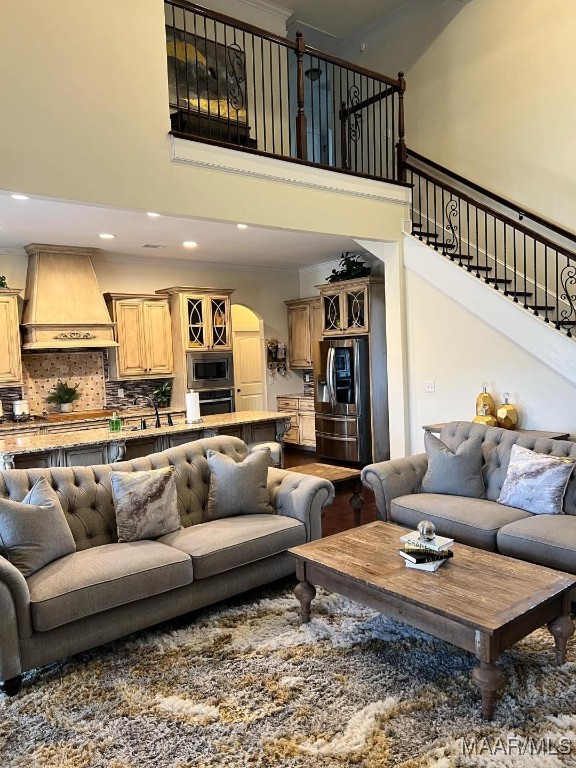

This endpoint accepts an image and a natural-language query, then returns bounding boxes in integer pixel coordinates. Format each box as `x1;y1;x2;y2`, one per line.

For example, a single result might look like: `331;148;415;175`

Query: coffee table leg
471;661;505;720
547;614;575;665
350;479;365;527
294;580;316;624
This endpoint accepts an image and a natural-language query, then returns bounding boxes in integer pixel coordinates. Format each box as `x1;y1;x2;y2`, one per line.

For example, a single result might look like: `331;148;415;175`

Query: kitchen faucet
134;396;161;429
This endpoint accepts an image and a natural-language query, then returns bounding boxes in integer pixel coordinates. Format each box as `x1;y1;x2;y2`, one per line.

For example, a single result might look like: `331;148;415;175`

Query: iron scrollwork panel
443;196;460;255
560;264;576;336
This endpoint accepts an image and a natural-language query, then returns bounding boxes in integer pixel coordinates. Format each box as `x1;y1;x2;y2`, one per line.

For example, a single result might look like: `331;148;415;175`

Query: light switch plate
424;381;435;393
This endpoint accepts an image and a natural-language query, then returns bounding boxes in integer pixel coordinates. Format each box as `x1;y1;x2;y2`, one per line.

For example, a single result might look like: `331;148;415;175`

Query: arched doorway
231;304;266;411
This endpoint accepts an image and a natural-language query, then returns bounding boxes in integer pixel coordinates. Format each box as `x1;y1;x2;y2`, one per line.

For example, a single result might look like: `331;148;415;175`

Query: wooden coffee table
289;521;576;720
292;462;365;526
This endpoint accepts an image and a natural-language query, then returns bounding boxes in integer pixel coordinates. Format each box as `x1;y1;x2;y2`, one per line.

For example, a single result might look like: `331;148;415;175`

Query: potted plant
0;276;7;288
45;380;81;413
326;252;371;283
152;381;172;408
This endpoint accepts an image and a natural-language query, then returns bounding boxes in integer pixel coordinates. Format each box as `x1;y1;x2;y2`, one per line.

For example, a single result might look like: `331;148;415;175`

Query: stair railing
404;150;576;337
164;0;406;183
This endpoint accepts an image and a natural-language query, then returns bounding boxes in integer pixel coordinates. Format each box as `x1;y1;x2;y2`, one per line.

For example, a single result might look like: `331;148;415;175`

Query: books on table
405;558;446;572
398;547;454;564
399;530;454;551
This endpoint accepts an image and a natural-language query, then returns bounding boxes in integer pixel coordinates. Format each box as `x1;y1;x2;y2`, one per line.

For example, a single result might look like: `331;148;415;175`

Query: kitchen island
0;411;291;469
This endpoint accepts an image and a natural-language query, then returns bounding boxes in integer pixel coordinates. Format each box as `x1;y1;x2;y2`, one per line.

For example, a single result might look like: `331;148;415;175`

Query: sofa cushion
26;541;193;632
110;467;181;543
421;432;485;498
497;516;576;574
205;448;274;520
0;477;76;577
391;494;531;551
158;514;305;579
497;444;575;515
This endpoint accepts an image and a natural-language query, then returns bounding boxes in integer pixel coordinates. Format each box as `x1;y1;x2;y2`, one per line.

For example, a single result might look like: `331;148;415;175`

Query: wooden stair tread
466;265;492;272
414;231;439;238
485;277;513;284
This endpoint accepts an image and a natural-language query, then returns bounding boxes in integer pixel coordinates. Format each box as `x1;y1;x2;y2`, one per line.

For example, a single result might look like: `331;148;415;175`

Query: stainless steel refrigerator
314;337;373;464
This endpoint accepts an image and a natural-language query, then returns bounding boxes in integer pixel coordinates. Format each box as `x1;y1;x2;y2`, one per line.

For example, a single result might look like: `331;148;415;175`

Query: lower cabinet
62;446;109;467
276;396;316;449
123;438;158;460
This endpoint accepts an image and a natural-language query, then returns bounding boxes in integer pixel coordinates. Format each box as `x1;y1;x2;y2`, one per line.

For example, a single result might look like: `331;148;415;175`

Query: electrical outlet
424;381;435;393
118;388;125;398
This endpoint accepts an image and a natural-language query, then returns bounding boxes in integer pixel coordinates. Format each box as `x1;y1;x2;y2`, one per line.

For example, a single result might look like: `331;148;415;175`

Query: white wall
340;0;576;232
405;270;576;451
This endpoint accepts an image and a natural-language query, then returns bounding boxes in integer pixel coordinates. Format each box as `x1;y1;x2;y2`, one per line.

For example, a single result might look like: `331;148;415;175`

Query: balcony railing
164;0;406;183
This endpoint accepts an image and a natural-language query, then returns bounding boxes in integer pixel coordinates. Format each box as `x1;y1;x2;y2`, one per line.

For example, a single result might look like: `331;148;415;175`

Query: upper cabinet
105;294;174;379
317;277;382;337
0;289;23;386
185;293;233;350
285;297;322;369
159;288;234;352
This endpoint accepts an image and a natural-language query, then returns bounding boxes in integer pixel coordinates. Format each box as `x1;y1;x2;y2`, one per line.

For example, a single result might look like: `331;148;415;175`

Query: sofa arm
267;468;335;542
0;558;32;682
361;454;428;522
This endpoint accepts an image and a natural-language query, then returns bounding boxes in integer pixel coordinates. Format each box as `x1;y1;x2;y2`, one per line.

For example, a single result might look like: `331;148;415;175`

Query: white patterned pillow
497;444;575;515
110;467;181;543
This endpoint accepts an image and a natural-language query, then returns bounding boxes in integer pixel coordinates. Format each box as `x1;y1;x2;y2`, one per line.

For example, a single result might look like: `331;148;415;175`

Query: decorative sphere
417;520;436;541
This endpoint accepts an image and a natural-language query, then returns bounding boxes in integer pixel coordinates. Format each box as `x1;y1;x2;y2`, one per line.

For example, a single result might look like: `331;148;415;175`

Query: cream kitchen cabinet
179;291;233;351
285;297;322;369
276;395;315;449
105;294;174;379
317;277;384;337
0;289;23;386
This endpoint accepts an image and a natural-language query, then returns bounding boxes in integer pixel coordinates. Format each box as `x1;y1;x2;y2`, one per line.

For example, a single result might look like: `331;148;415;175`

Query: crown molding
171;138;411;207
235;0;292;22
91;249;300;275
0;246;27;256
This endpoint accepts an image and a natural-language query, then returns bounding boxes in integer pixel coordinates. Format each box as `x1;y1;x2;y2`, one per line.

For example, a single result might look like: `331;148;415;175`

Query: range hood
21;244;118;350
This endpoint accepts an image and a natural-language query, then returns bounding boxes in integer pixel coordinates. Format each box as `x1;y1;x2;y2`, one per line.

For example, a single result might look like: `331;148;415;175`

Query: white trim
298;259;341;274
235;0;292;21
404;233;576;388
0;246;27;256
171;137;411;206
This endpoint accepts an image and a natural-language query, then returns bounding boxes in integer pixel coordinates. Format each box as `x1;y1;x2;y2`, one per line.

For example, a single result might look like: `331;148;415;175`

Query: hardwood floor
283;445;378;537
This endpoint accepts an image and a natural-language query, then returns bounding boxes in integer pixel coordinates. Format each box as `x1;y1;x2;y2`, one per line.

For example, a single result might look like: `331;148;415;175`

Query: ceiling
0;193;362;271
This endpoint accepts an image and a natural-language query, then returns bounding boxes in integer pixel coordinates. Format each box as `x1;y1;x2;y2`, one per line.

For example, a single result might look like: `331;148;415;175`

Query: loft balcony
165;0;407;185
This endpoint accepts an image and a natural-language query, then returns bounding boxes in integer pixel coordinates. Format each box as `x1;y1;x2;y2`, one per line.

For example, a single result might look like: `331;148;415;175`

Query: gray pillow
497;444;575;515
110;466;181;543
205;448;274;520
0;476;76;578
421;432;485;498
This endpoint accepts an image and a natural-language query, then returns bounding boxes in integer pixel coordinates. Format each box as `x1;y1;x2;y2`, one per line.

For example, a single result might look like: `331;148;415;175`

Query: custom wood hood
21;244;118;350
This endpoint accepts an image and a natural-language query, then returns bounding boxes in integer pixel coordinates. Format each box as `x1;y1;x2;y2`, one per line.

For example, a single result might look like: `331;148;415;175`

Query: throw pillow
497;444;575;515
205;448;274;520
110;466;181;543
421;432;485;498
0;476;76;578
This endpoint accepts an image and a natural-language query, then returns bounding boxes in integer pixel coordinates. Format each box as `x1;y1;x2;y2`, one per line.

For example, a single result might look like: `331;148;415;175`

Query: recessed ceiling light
183;241;198;248
11;194;29;200
147;212;161;218
237;223;248;229
99;233;116;240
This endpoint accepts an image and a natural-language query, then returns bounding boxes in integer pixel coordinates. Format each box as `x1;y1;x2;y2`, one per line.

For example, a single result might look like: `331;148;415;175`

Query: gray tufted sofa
362;421;576;575
0;436;334;694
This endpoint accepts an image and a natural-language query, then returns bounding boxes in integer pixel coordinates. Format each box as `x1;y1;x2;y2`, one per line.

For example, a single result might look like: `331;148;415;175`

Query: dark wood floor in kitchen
283;445;378;537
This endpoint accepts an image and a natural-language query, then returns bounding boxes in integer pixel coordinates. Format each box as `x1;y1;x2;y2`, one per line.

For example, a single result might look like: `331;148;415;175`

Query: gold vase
472;414;498;427
475;382;496;417
496;392;518;430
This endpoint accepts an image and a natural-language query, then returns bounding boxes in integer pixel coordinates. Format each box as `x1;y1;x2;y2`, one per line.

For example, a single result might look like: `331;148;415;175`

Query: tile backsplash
22;352;106;413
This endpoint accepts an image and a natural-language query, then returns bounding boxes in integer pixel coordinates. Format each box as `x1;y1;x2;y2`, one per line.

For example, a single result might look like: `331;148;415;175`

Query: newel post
396;71;407;182
295;31;308;161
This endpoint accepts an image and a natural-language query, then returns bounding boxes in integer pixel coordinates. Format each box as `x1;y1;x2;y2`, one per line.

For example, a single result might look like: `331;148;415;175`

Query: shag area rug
1;581;575;767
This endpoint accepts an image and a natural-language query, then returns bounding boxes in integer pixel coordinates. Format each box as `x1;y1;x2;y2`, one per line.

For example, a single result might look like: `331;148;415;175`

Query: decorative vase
496;392;518;430
60;403;73;413
475;382;496;417
472;403;497;427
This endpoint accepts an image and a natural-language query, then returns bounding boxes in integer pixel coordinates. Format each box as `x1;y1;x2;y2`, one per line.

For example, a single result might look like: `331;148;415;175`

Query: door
143;300;173;375
233;330;264;411
116;301;146;377
287;304;311;367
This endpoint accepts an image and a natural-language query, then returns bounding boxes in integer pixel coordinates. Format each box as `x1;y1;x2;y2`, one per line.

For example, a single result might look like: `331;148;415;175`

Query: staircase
403;150;576;339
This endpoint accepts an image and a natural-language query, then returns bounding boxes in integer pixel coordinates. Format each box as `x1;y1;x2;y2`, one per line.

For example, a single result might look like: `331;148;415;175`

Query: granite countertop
0;407;183;433
276;393;314;399
0;411;290;456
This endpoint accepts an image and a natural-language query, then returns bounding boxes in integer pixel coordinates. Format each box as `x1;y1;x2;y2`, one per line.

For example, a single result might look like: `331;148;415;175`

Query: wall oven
187;351;234;390
198;389;235;416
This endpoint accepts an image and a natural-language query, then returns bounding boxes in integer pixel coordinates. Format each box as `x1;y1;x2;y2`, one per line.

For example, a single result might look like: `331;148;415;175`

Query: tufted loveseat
0;436;334;694
361;421;576;576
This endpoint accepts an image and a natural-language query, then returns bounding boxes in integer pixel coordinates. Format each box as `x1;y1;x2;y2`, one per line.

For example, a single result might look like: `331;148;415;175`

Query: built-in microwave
186;351;234;390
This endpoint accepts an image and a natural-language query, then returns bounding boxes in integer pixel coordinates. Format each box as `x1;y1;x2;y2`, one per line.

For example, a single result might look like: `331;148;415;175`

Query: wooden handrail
405;161;576;263
406;148;576;246
303;46;402;89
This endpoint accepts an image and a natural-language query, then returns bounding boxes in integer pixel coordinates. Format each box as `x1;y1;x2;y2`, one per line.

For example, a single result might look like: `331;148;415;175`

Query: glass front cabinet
319;278;371;336
185;292;233;350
